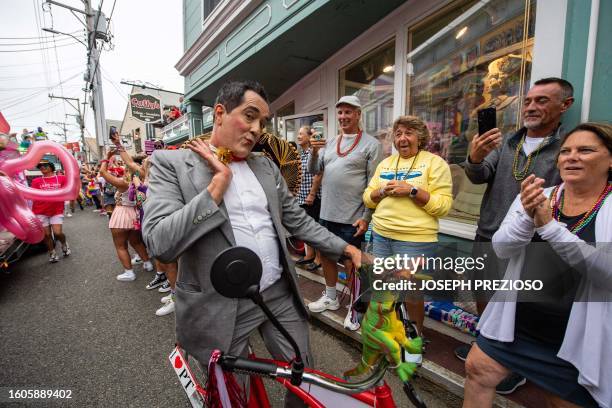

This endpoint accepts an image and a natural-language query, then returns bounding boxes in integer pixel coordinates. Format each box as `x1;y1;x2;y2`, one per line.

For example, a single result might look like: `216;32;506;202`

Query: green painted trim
589;0;612;122
185;0;330;99
561;0;591;128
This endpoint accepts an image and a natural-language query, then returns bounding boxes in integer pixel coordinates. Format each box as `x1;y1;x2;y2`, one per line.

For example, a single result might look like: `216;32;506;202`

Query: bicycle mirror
210;246;262;299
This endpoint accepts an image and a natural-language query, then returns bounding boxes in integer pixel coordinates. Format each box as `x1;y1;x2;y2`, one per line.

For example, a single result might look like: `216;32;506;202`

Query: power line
3;99;66;117
107;0;117;31
0;57;83;68
0;72;83;108
0;30;82;40
32;0;52;99
0;64;83;80
0;40;80;53
5;101;62;121
101;68;128;103
47;3;67;123
0;35;79;46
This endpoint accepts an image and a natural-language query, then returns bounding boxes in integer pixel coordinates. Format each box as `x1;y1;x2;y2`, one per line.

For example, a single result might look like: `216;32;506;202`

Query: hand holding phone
310;132;326;151
477;107;497;136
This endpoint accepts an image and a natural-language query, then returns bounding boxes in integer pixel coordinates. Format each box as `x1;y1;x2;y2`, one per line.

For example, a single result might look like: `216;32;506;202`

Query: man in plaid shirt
296;125;322;271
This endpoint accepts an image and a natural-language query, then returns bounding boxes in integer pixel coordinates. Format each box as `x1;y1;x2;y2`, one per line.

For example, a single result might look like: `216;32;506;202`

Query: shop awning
187;0;407;106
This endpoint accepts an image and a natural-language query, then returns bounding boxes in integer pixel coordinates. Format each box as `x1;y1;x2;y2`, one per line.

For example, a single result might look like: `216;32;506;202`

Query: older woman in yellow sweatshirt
363;115;453;335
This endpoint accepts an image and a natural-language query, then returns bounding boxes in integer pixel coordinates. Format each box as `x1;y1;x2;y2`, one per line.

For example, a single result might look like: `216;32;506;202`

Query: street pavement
0;208;458;407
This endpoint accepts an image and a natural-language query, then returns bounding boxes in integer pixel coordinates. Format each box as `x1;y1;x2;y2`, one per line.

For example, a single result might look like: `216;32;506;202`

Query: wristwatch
409;186;419;198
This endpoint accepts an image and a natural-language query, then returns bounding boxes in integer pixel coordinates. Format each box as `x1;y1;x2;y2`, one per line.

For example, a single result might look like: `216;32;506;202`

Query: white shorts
36;214;64;227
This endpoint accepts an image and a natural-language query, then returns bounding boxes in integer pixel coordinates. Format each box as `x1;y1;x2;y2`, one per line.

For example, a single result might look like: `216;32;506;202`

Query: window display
339;40;395;157
407;0;535;225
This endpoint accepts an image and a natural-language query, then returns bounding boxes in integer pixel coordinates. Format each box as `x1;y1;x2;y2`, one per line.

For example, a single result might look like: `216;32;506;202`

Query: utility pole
49;94;88;162
43;0;108;156
84;0;107;151
46;121;69;143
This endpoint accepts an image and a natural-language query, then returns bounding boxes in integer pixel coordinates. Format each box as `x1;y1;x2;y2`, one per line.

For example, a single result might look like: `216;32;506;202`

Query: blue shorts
477;334;598;407
372;231;437;275
319;219;364;249
319;219;364;263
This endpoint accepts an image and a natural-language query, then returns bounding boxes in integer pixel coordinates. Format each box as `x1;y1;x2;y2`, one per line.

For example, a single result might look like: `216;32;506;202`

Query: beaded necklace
550;183;612;235
512;134;548;181
394;150;420;181
336;130;362;157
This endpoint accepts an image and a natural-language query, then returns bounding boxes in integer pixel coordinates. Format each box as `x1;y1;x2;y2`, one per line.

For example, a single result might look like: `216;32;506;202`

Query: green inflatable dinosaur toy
343;264;424;383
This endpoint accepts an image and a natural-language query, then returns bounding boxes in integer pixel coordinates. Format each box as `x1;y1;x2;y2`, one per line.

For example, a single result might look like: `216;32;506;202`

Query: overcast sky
0;0;183;142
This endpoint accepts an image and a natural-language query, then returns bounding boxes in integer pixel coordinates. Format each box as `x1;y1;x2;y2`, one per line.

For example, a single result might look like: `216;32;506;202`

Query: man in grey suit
142;81;361;397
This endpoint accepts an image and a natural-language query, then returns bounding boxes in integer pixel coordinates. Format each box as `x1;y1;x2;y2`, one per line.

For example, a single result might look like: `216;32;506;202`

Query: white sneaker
49;251;59;263
343;310;361;331
160;294;173;303
116;270;136;282
66;213;73;218
158;280;171;293
131;254;143;264
62;243;71;257
156;297;175;316
308;292;340;313
143;261;154;273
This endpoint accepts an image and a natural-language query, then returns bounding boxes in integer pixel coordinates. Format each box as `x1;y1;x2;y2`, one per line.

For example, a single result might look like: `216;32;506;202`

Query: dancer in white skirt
100;149;153;281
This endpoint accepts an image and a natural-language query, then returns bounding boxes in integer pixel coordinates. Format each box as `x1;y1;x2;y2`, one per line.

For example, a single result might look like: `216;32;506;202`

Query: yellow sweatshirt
363;151;453;242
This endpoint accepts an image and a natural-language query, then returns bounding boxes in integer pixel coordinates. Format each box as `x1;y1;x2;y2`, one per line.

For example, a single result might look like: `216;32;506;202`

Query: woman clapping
464;123;612;408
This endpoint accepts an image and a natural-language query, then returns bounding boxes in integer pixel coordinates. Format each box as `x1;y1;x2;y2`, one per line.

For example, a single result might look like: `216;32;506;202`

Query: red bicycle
170;247;427;408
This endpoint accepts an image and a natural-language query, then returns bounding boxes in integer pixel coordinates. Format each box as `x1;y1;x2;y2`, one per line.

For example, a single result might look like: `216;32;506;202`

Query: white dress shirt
224;160;283;291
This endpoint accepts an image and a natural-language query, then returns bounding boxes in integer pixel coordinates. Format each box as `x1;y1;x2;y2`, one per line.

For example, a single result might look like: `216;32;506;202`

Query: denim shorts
477;334;598;407
319;219;363;249
372;231;437;275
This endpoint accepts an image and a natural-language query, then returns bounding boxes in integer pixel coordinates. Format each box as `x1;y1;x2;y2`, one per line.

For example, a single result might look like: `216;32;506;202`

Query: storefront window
203;0;223;22
275;101;295;136
281;113;325;144
339;40;395;157
407;0;536;225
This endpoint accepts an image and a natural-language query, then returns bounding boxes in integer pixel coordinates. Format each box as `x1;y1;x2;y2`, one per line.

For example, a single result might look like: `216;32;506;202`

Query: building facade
176;0;611;240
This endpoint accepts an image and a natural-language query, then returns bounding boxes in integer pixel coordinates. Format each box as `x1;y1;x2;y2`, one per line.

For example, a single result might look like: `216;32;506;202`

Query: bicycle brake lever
403;381;427;408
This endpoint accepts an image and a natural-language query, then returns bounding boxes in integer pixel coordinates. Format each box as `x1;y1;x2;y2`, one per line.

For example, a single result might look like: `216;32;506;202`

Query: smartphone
477;107;497;135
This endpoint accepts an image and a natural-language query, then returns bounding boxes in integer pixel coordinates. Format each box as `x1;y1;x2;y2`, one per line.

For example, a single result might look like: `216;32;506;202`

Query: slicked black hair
214;80;268;113
533;77;574;100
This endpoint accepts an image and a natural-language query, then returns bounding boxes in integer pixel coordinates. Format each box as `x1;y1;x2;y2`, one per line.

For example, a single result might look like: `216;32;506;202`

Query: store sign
130;94;162;123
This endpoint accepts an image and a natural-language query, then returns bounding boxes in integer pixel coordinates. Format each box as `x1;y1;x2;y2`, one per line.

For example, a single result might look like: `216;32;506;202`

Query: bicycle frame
170;344;400;408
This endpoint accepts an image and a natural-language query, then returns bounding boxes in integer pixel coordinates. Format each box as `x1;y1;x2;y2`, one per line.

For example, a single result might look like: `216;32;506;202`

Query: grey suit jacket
142;149;347;364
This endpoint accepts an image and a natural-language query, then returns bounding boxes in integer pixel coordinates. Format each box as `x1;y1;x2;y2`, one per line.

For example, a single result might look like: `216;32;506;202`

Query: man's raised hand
187;139;232;204
468;128;502;163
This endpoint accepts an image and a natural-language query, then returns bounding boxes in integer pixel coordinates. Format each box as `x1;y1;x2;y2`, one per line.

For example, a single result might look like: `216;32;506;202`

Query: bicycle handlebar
219;355;279;377
219;354;389;395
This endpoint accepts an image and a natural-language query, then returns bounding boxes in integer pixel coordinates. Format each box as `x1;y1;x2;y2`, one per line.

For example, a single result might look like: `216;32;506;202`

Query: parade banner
130;93;162;123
